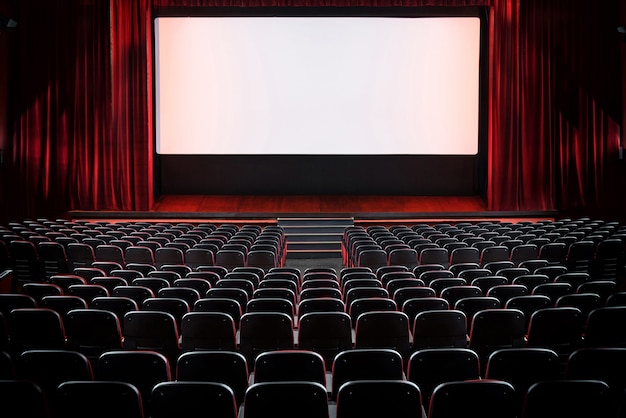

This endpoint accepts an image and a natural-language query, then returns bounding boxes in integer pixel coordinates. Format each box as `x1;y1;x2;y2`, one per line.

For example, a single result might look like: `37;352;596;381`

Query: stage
67;195;558;224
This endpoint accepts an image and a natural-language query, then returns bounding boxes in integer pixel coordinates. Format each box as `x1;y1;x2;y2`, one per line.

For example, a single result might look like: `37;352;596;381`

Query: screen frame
150;6;490;197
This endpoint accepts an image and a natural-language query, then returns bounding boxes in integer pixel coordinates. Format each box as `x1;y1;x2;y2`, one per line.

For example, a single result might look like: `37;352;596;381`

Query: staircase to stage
278;217;354;260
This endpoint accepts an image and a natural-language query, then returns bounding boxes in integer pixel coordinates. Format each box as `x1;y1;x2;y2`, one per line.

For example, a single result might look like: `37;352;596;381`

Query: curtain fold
110;0;153;211
487;0;521;210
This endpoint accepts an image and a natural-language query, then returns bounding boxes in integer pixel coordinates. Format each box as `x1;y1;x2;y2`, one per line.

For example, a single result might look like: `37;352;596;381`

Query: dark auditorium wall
0;0;624;224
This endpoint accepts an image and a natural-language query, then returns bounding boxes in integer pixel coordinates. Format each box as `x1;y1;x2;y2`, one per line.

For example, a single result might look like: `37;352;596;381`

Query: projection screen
152;8;487;195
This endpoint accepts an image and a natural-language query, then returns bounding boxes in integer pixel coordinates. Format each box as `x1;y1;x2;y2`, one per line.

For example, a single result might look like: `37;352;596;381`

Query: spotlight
0;15;17;32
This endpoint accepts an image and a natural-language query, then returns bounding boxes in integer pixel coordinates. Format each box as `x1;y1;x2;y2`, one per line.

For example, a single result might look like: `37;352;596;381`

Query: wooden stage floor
68;195;557;224
152;195;489;214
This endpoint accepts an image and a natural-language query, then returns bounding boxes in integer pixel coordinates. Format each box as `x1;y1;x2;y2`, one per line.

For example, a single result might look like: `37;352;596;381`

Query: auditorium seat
193;297;242;329
344;286;389;307
124;263;156;276
154;247;184;269
485;347;561;411
130;277;170;294
391;286;435;309
555;292;602;319
335;380;423;418
180;311;237;352
454;296;502;332
414;268;451;286
215;249;246;271
150;381;238;418
21;282;63;304
577;280;617;305
354;310;411;358
440;285;483;307
330;348;404;402
146;270;182;285
246;249;278;271
348;297;396;327
40;295;88;320
583;306;626;348
479;262;515;280
479;245;510;266
205;288;249;314
172;277;212;296
122;311;180;364
157;286;201;308
142;297;190;329
419;247;450;268
124;246;154;266
469;308;526;372
0;379;51;418
533;265;568;281
226;270;261;288
184;270;220;286
509;244;539;267
297;298;346;317
297;311;353;369
458;267;494;283
401;297;449;329
251;349;326;386
109;269;144;282
238;311;294;365
407;347;480;406
95;244;126;267
184;247;215;270
175;350;249;406
428;379;517;418
97;349;171;417
56;380;144;418
37;241;70;278
486;284;529;305
9;240;43;286
0;293;37;318
111;285;154;306
429;277;467;297
17;349;94;401
64;308;123;364
8;308;66;354
242;381;329;418
73;266;107;281
565;347;626;415
412;309;467;350
521;379;611;418
565;240;596;272
511;274;550;291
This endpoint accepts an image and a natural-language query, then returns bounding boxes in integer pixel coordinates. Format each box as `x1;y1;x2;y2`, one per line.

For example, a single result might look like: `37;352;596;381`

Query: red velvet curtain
488;0;623;213
4;0;624;221
7;0;152;219
9;1;88;218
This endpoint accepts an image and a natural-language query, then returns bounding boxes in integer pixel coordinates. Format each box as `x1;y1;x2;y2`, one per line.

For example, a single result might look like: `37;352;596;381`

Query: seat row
1;346;626;418
3;292;626;373
343;219;626;281
0;220;288;289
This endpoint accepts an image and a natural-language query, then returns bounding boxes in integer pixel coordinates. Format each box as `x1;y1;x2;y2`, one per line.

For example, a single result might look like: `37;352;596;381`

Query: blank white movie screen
154;16;481;155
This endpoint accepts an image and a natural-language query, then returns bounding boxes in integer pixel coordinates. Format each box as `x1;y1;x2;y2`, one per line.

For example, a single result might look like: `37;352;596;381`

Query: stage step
278;217;353;259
